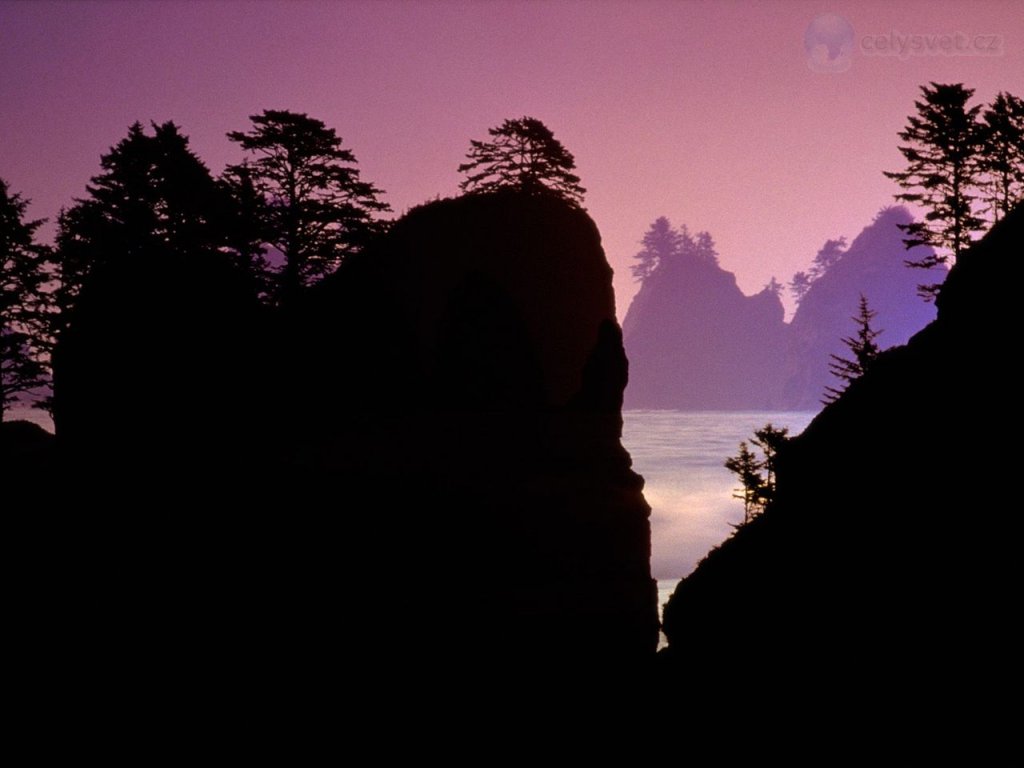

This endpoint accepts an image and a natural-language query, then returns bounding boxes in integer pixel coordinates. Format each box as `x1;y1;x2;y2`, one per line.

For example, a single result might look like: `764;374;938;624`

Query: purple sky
1;0;1021;316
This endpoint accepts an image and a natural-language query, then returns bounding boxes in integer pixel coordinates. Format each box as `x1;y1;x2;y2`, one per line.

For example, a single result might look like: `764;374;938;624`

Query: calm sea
622;409;817;645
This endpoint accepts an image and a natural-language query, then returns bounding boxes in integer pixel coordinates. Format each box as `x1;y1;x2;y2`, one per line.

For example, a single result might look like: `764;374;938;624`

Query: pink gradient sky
1;0;1021;316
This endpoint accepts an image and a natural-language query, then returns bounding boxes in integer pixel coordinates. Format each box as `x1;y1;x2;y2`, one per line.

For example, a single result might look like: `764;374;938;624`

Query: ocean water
622;409;817;642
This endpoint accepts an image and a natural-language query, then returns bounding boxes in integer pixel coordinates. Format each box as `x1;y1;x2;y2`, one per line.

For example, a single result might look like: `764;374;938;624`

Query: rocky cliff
47;189;658;684
624;207;943;409
622;247;788;409
298;190;658;674
659;204;1023;700
781;207;943;408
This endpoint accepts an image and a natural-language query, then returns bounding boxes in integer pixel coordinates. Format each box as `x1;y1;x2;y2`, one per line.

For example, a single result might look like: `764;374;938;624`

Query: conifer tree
725;441;764;525
824;294;882;402
227;110;389;306
458;117;585;206
0;179;49;420
631;217;682;281
978;91;1024;223
885;83;984;297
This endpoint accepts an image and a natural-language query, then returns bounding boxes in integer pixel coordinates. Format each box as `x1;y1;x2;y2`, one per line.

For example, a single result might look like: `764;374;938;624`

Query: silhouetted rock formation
54;251;267;475
659;204;1023;701
782;207;943;407
298;190;657;675
0;419;53;474
622;246;787;409
623;207;942;409
49;189;657;683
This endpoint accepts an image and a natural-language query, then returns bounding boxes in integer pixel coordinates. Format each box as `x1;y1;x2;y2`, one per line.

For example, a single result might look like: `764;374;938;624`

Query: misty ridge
1;80;1023;701
625;83;1024;410
622;205;942;409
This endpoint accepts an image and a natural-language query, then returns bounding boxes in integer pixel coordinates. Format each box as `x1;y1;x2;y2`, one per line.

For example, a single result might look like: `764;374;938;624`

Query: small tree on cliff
0;178;49;420
725;441;765;525
752;423;789;495
458;117;585;206
824;294;883;403
726;423;790;525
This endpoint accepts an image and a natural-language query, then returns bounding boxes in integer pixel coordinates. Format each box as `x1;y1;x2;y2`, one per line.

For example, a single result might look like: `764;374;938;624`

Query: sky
1;0;1022;318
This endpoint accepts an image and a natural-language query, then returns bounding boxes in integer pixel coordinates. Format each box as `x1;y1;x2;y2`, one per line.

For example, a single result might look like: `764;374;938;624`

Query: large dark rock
659;204;1023;702
47;190;657;687
0;419;54;476
299;191;658;674
53;250;267;476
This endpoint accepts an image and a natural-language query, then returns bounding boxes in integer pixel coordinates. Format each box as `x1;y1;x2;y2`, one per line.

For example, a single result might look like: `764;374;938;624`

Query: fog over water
623;410;817;581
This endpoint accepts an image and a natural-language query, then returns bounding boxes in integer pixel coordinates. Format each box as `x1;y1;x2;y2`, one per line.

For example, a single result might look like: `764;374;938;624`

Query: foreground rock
660;205;1023;701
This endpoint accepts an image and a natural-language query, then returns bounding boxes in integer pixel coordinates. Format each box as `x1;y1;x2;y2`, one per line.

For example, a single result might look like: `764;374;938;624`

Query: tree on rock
725;423;790;525
458;117;585;206
1;178;50;420
978;91;1024;223
55;121;234;318
824;294;882;402
691;230;720;266
790;236;846;305
226;110;390;306
885;83;985;297
725;441;766;525
631;217;682;281
751;423;789;496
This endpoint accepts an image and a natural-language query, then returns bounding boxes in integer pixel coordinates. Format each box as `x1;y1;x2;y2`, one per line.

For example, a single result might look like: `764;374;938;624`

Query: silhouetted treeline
886;84;1023;296
2;113;656;692
1;113;588;418
0;179;49;421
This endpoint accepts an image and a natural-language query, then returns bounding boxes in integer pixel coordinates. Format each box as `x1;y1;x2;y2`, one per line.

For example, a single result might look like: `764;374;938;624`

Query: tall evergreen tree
824;294;883;403
458;117;585;206
226;110;389;306
978;91;1024;223
884;83;985;297
690;230;720;266
631;217;682;281
0;179;49;420
56;121;233;318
